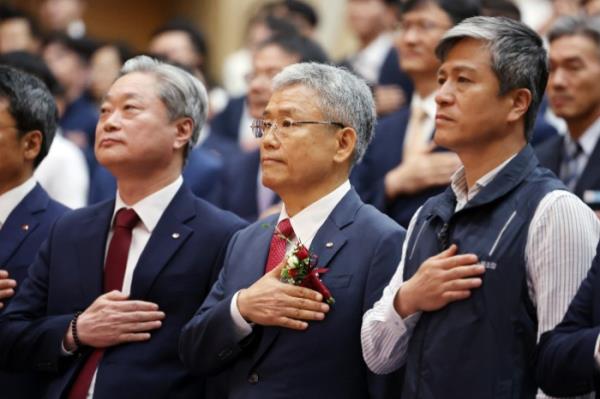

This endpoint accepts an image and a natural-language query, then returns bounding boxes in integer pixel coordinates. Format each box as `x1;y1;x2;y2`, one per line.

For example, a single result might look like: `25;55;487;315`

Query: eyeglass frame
250;119;345;139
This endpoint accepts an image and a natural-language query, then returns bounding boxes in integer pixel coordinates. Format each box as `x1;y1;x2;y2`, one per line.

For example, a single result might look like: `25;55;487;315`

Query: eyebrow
262;105;301;118
102;92;145;104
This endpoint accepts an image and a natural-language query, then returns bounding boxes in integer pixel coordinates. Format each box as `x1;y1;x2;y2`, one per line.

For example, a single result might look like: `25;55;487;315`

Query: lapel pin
325;242;334;248
172;232;180;239
21;224;29;231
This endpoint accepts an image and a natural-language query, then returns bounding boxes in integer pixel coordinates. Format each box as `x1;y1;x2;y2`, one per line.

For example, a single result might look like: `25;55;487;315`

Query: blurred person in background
583;0;600;15
39;0;86;38
89;41;134;105
0;51;90;209
352;0;478;228
537;15;600;217
0;6;42;54
343;0;412;117
43;33;98;169
0;64;69;399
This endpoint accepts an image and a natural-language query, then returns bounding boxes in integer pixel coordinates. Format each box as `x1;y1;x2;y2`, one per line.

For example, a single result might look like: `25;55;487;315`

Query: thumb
267;261;286;277
104;290;129;301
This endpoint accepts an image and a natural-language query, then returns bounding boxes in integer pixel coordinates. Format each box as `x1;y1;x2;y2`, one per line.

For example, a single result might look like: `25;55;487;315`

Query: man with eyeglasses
216;33;329;221
0;65;69;399
180;63;406;399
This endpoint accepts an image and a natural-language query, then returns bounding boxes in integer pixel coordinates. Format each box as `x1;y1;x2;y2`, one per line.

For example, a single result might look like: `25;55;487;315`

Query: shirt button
248;372;259;384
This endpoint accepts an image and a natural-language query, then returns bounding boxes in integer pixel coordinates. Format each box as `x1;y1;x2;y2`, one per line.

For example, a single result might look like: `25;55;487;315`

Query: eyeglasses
397;19;450;35
250;119;345;139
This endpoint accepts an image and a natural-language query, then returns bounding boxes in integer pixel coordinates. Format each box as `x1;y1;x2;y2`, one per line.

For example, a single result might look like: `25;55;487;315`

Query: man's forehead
104;73;158;102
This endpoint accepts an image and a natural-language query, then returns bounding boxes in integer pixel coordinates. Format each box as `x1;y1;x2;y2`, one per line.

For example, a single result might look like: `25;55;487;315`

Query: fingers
282;307;326;321
441;290;472;303
122;320;163;333
445;264;485;280
0;277;16;290
283;284;323;303
442;276;483;292
0;288;15;300
117;332;152;343
114;300;160;312
120;310;165;323
432;244;458;260
438;254;480;270
0;270;9;279
103;290;129;300
274;317;309;331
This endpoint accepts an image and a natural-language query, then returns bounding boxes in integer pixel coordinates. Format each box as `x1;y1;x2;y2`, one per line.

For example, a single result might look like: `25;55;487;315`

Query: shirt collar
0;177;37;226
575;116;600;156
451;154;517;205
112;176;183;233
279;180;351;248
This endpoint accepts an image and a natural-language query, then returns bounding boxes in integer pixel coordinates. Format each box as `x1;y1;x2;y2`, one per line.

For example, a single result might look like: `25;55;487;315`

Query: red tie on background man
264;218;295;273
68;208;140;399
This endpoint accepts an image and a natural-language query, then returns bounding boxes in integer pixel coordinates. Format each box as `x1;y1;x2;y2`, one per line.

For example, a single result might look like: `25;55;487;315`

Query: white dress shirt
35;132;89;209
361;153;600;399
84;175;183;399
0;177;36;230
229;180;352;339
349;33;394;84
407;92;437;145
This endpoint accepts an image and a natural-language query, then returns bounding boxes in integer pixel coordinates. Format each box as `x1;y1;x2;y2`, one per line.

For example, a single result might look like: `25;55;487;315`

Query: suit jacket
180;189;406;399
377;47;414;100
536;240;600;397
535;134;600;208
0;183;69;399
219;149;279;222
88;147;225;206
0;184;247;399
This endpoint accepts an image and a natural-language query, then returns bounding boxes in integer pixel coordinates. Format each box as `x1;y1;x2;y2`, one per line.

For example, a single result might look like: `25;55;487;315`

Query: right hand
394;244;485;318
385;143;461;198
237;263;330;331
0;270;17;309
64;291;165;350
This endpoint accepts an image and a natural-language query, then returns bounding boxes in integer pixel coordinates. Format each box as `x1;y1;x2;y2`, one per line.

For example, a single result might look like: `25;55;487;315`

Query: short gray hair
436;16;548;141
548;15;600;48
120;55;208;153
271;62;375;164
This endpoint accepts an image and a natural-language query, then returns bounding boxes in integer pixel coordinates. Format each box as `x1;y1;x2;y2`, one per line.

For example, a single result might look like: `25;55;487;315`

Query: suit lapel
574;138;600;198
129;186;195;299
0;185;48;265
251;189;361;368
75;200;114;305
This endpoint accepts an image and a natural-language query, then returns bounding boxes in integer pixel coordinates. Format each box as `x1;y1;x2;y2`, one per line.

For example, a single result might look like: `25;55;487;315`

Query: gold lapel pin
325;242;334;248
21;224;29;231
172;233;180;239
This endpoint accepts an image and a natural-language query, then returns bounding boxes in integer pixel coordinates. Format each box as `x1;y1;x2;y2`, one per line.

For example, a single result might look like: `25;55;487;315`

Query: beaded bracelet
71;311;83;350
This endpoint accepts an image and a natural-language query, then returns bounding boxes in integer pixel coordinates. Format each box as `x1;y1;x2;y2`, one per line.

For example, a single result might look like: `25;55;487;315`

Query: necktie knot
276;218;294;240
114;208;139;230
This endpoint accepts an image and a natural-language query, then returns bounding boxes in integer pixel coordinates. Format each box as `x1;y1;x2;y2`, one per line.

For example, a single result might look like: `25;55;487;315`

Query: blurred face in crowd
90;45;123;101
43;41;87;99
149;31;202;74
260;84;350;196
397;2;453;77
95;72;190;178
347;0;388;43
0;18;39;54
584;0;600;15
247;44;299;119
435;39;523;152
0;99;41;194
547;34;600;128
40;0;84;31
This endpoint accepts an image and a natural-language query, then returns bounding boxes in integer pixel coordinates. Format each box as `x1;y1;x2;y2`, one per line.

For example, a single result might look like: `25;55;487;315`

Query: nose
548;68;568;91
100;109;121;132
435;81;453;107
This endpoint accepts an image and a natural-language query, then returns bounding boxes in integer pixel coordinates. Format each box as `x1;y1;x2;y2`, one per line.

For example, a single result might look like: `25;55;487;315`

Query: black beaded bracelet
71;311;83;350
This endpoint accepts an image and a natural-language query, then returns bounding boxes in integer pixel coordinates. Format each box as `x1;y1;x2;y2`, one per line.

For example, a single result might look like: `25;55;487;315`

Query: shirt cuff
61;341;75;356
230;290;253;341
381;288;421;333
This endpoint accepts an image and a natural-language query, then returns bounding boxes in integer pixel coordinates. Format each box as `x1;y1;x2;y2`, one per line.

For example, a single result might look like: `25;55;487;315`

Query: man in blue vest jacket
0;65;70;398
362;16;600;398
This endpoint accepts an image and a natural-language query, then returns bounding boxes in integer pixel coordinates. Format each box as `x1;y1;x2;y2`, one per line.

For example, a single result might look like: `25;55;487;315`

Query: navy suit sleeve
0;226;74;373
535;244;600;396
179;231;256;375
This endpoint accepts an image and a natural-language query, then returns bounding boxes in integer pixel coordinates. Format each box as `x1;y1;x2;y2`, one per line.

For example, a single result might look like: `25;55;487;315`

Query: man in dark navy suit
352;0;478;227
0;56;246;399
536;240;600;396
180;63;406;398
0;65;69;399
537;15;600;216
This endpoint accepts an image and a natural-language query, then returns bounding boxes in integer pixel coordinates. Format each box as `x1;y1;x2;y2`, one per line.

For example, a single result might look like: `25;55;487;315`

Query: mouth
550;96;572;108
261;157;284;166
98;137;124;147
435;113;454;122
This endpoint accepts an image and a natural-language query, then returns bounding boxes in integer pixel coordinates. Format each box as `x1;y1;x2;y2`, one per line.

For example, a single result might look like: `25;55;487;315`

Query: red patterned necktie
67;208;140;399
264;218;295;273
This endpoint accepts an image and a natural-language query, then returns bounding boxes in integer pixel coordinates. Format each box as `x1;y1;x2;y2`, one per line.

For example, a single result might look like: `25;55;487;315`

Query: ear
506;88;532;124
173;117;194;151
21;130;43;163
332;127;357;165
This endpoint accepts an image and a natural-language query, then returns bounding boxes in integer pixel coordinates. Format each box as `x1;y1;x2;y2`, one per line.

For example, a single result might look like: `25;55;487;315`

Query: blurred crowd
0;0;599;222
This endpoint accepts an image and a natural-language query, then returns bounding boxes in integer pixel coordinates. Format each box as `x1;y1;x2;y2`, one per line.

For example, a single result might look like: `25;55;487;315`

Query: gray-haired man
362;16;600;398
180;63;406;399
0;55;246;398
